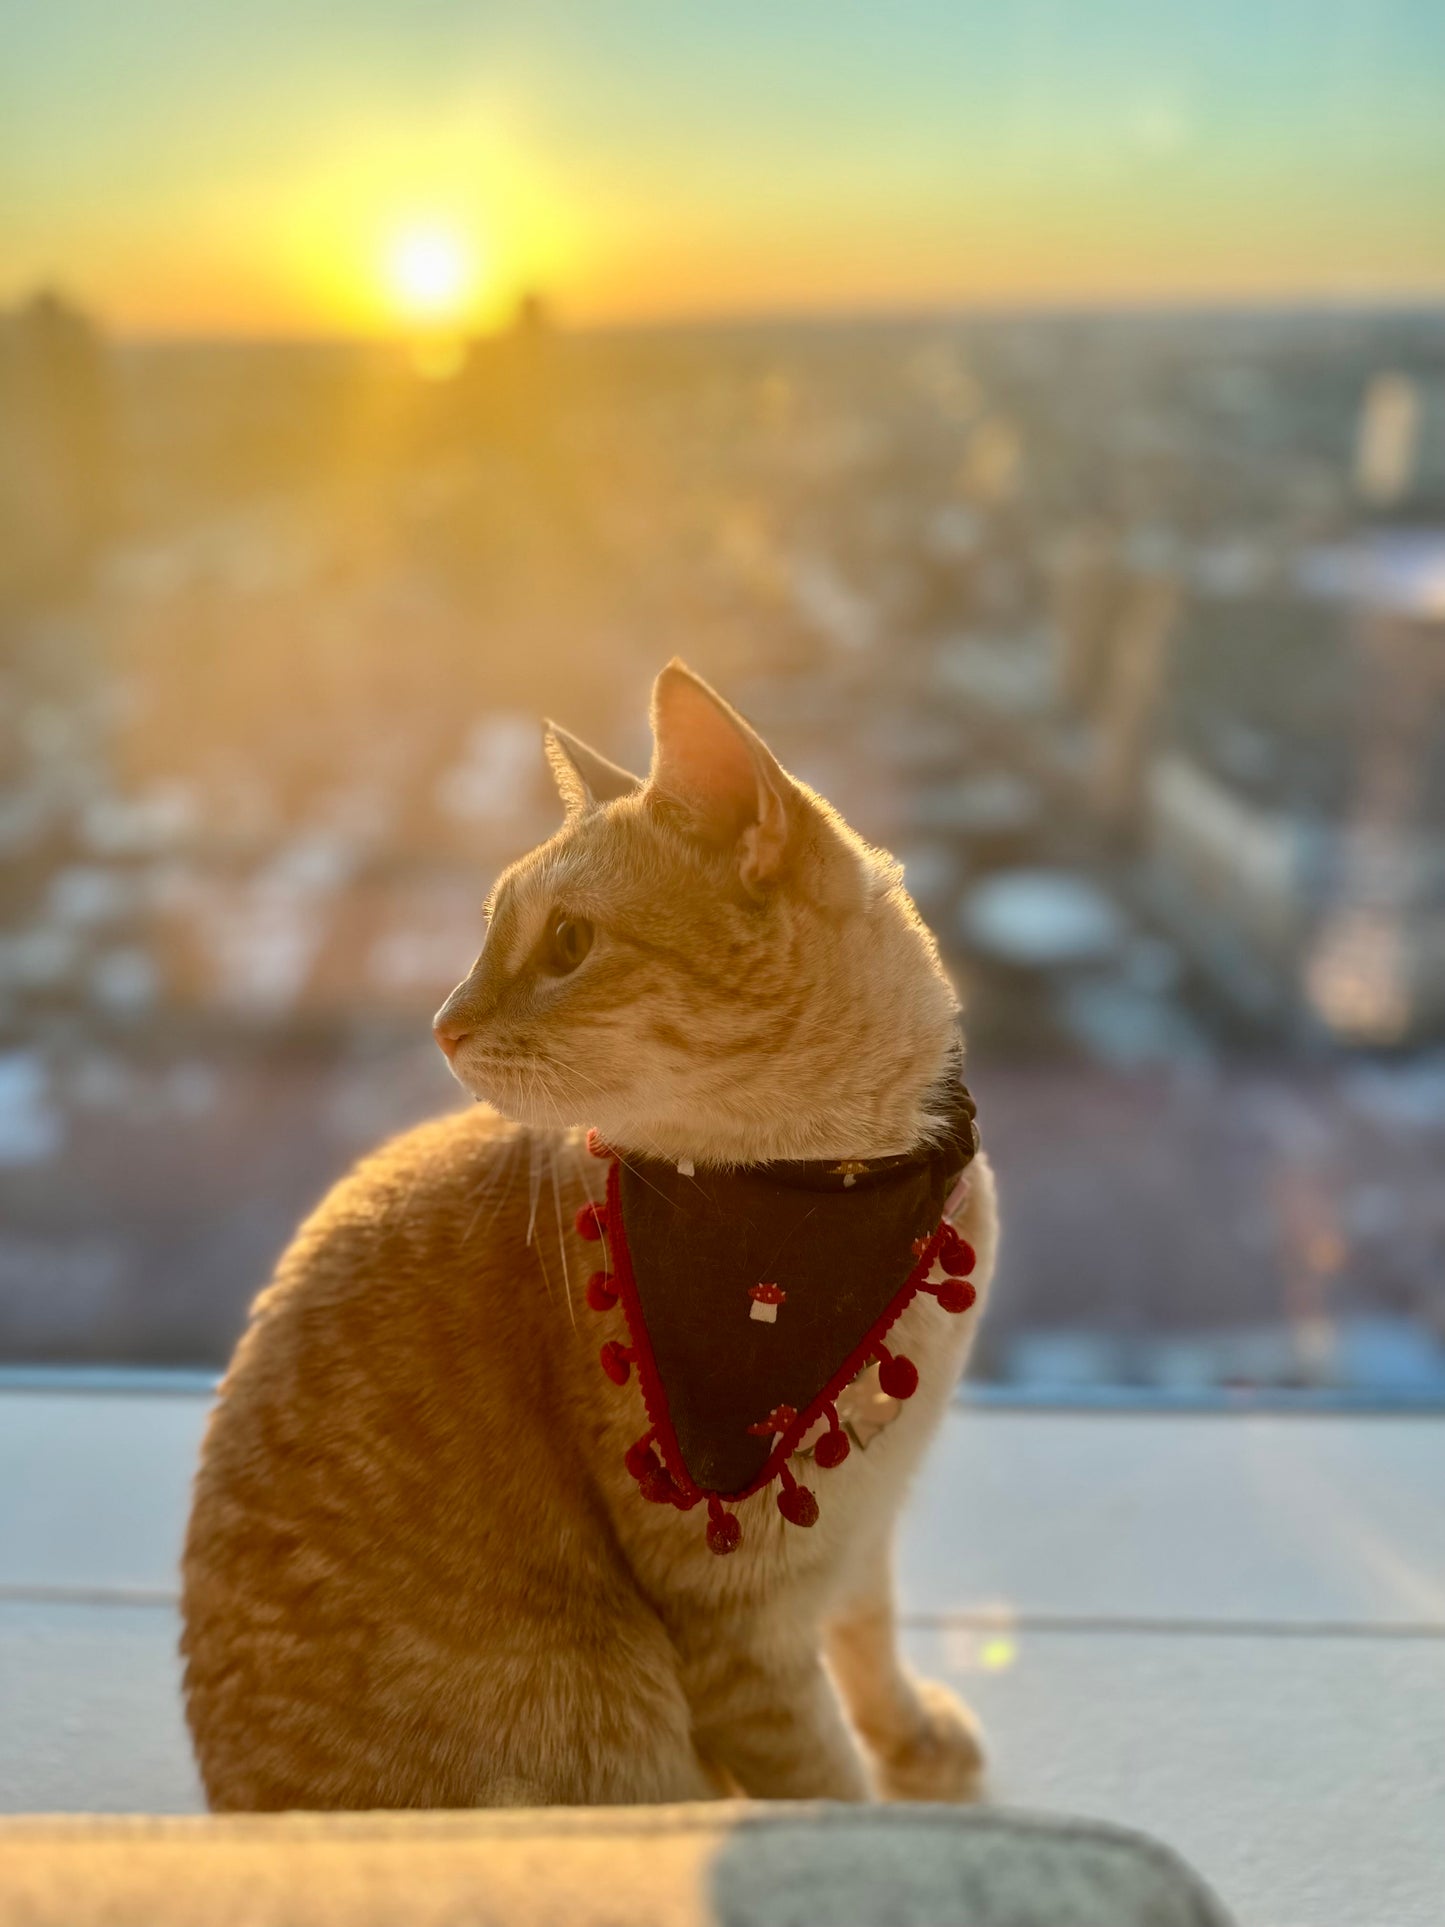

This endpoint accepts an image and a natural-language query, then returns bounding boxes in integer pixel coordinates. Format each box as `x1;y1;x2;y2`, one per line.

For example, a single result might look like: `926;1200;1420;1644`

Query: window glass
2;5;1443;1403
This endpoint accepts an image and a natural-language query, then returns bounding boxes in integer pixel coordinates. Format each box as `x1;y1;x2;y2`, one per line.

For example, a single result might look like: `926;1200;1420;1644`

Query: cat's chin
449;1064;574;1132
579;1108;929;1170
447;1055;940;1167
448;1053;614;1139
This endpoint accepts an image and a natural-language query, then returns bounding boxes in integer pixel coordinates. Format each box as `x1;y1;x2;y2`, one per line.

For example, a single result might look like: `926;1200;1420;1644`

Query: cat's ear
646;660;794;891
543;721;643;815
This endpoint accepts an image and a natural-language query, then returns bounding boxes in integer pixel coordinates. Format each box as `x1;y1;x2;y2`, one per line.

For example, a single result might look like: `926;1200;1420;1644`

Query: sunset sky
4;0;1444;338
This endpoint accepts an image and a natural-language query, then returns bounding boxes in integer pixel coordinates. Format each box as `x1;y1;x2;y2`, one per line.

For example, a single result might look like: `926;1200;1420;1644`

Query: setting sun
385;225;480;324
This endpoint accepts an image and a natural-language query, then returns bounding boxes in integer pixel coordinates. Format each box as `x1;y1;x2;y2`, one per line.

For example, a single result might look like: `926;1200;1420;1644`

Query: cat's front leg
680;1628;871;1801
825;1534;986;1803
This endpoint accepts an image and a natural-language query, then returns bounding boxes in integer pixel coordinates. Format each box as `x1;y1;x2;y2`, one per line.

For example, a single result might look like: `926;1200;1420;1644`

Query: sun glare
385;225;479;324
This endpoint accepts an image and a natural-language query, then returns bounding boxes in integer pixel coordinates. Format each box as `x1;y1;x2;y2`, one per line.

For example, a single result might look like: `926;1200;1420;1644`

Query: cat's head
434;662;959;1164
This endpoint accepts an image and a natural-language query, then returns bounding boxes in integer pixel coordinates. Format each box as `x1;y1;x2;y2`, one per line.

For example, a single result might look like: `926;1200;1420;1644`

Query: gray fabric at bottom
0;1804;1236;1927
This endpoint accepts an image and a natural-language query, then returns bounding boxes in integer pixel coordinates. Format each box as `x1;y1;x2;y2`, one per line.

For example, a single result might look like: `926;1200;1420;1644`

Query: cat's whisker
525;1130;545;1251
565;1128;602;1210
551;1047;711;1195
542;1048;668;1169
460;1129;521;1248
547;1149;578;1333
516;1061;581;1324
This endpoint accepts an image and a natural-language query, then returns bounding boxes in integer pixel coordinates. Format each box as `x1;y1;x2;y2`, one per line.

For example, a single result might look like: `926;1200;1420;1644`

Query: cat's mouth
446;1044;594;1132
445;1044;517;1105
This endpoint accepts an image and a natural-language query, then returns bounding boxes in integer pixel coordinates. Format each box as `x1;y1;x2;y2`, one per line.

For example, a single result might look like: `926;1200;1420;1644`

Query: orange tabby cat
181;661;999;1810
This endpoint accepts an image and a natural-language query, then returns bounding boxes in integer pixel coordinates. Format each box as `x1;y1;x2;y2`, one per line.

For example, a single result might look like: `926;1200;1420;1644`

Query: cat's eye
546;915;594;974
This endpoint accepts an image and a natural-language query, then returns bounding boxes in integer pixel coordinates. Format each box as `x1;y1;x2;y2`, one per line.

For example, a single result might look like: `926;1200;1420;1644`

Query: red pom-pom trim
595;1152;979;1544
575;1202;608;1242
585;1271;619;1312
599;1339;633;1385
877;1349;919;1401
706;1498;742;1555
938;1223;976;1275
936;1278;977;1315
778;1481;819;1528
639;1466;696;1510
813;1401;850;1470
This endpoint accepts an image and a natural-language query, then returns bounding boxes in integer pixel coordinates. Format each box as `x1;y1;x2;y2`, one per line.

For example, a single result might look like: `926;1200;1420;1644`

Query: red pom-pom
938;1224;976;1275
936;1278;977;1315
585;1271;619;1312
575;1202;607;1242
640;1465;682;1506
706;1506;742;1555
599;1340;632;1385
625;1437;659;1481
585;1129;616;1161
878;1352;919;1400
777;1482;819;1528
815;1428;850;1470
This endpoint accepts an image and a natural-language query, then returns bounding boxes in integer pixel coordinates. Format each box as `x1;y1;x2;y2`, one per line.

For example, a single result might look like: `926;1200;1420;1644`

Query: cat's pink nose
433;1016;471;1060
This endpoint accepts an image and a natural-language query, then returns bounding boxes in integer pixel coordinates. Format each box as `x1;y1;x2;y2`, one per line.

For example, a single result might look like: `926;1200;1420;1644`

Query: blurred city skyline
3;288;1445;1388
4;5;1445;1393
4;1;1445;339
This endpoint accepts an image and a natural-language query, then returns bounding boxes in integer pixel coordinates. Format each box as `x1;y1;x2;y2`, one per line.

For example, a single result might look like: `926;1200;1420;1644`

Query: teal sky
3;0;1443;334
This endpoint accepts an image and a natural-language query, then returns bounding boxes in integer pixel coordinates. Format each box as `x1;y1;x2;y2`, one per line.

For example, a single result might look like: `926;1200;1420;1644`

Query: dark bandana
577;1061;981;1554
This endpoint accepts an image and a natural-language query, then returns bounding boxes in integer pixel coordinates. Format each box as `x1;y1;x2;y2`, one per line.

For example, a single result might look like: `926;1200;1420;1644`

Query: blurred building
1036;345;1445;1047
0;291;118;604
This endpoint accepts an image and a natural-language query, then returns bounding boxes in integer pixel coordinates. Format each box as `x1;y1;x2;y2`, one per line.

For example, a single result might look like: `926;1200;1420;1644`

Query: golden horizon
24;273;1445;347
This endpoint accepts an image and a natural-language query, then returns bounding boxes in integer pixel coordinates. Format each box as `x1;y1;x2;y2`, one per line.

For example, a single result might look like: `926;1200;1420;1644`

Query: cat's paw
872;1679;987;1804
